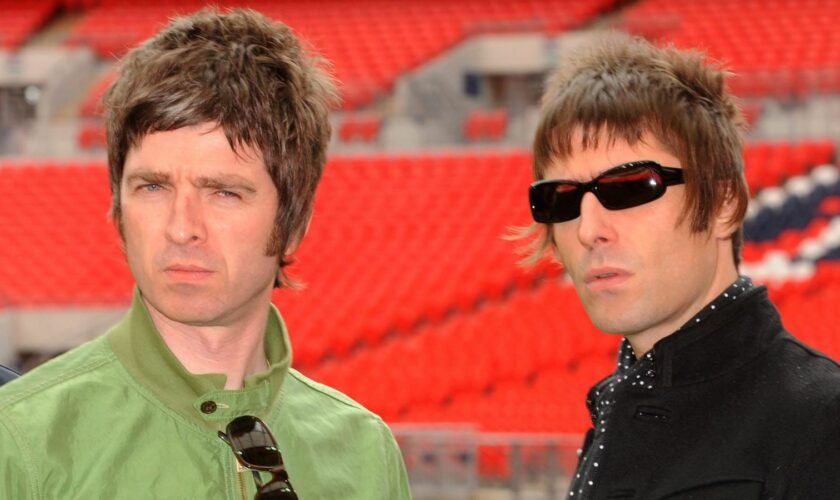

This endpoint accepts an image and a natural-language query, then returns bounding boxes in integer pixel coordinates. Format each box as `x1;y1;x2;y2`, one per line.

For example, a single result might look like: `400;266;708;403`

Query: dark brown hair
526;32;749;267
104;7;337;287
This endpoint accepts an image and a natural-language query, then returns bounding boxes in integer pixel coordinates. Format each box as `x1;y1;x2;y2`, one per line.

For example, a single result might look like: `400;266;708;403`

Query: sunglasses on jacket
218;415;298;500
529;160;685;223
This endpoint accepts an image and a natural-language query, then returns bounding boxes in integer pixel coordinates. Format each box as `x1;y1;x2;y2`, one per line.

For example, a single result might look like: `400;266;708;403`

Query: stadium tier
624;0;840;96
305;281;619;425
66;0;617;110
306;261;840;433
2;144;839;418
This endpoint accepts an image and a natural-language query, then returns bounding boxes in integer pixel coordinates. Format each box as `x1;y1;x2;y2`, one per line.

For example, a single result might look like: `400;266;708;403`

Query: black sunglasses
218;416;298;500
529;160;685;223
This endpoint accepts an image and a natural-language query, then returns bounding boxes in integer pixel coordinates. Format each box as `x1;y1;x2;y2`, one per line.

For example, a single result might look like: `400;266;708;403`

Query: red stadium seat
623;0;840;96
67;0;619;109
3;140;838;439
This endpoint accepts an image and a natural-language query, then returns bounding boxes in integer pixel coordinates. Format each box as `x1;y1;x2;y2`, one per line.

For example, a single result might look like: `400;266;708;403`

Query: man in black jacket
524;33;840;499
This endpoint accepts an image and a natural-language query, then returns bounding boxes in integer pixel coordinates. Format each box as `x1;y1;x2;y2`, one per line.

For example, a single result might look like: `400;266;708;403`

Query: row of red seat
77;121;106;149
338;115;381;144
303;281;619;422
0;165;132;306
377;264;840;433
2;150;838;437
464;109;508;142
303;261;840;425
1;142;832;310
0;1;56;49
624;0;840;96
741;217;831;263
67;0;617;109
743;140;834;195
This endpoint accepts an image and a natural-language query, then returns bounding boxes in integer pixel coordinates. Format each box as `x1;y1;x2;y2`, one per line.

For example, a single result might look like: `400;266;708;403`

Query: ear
711;187;741;241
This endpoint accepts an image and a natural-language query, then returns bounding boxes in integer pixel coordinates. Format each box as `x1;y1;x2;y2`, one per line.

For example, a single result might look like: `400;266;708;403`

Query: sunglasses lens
530;182;581;223
596;164;663;210
227;416;283;468
256;479;298;500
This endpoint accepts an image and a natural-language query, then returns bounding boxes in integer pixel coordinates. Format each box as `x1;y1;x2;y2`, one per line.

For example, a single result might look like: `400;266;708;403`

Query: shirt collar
652;279;781;388
619;277;755;369
108;288;293;430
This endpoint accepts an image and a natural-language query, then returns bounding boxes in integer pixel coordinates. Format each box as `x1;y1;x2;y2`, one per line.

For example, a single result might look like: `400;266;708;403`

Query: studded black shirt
567;276;755;499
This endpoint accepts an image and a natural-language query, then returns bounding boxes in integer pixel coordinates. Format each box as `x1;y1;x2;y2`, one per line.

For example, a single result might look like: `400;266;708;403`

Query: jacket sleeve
379;422;412;499
0;414;35;500
786;393;840;499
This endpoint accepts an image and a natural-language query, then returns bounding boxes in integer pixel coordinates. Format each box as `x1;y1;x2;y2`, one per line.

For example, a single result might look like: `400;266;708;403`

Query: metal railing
392;423;583;500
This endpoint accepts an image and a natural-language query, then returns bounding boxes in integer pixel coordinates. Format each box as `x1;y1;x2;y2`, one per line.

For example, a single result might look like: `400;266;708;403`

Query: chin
159;301;224;326
586;304;637;336
145;287;222;323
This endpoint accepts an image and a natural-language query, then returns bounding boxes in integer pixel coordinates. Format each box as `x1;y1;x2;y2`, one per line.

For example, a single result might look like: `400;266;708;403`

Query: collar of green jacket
108;288;292;431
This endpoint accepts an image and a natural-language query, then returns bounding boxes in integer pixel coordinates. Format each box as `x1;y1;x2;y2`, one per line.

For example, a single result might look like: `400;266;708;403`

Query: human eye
138;183;164;192
216;189;242;199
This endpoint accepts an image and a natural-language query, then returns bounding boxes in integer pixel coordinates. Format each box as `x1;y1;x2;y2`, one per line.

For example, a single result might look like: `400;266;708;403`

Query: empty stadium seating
2;140;835;335
77;121;107;149
305;281;620;424
67;0;618;109
4;141;838;441
0;163;132;305
745;162;840;242
624;0;840;96
743;140;834;195
275;151;558;365
3;0;840;491
464;109;508;142
0;1;56;49
339;114;382;143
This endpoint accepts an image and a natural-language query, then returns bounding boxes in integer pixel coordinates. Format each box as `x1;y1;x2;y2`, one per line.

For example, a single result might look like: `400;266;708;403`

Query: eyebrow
124;170;170;186
124;170;257;193
195;175;257;193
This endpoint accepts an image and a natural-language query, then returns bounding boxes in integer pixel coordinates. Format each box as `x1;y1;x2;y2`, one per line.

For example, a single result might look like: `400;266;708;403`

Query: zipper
237;468;248;500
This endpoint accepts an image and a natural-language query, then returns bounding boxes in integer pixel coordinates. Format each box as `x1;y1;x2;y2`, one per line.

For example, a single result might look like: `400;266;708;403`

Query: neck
626;258;740;359
144;298;270;390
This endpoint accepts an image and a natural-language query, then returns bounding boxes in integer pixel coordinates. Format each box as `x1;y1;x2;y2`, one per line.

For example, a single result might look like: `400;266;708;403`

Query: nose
165;190;206;245
576;192;616;249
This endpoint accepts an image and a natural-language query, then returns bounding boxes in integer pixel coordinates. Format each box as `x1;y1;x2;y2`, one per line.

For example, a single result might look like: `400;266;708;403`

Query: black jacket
577;286;840;499
0;364;18;387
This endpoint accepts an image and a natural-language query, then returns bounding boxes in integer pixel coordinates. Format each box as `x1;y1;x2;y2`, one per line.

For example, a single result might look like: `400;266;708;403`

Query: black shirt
564;276;840;499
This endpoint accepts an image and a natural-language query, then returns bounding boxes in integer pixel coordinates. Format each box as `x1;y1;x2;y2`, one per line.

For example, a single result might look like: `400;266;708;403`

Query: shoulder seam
286;369;384;422
781;336;840;370
0;340;116;410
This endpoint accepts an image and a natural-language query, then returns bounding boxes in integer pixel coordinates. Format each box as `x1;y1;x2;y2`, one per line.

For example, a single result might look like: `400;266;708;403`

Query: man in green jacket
0;8;411;499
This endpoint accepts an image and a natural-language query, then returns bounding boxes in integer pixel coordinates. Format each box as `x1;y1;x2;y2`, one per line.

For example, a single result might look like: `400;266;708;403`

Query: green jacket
0;292;411;499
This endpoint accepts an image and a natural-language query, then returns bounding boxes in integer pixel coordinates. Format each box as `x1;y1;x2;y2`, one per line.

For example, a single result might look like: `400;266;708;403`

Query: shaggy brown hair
103;7;337;287
525;32;749;267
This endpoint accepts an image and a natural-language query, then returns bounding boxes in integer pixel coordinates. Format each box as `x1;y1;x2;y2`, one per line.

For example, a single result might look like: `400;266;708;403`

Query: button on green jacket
0;292;411;499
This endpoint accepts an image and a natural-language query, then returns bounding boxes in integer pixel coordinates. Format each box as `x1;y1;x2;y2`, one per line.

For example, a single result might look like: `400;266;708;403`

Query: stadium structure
1;0;840;498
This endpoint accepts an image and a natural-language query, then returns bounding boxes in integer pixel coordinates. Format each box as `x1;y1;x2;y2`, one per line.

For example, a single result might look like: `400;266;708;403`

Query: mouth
164;264;214;281
584;267;631;290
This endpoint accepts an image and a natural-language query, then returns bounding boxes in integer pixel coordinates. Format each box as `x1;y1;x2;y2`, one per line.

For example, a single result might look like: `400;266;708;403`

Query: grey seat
0;364;18;387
